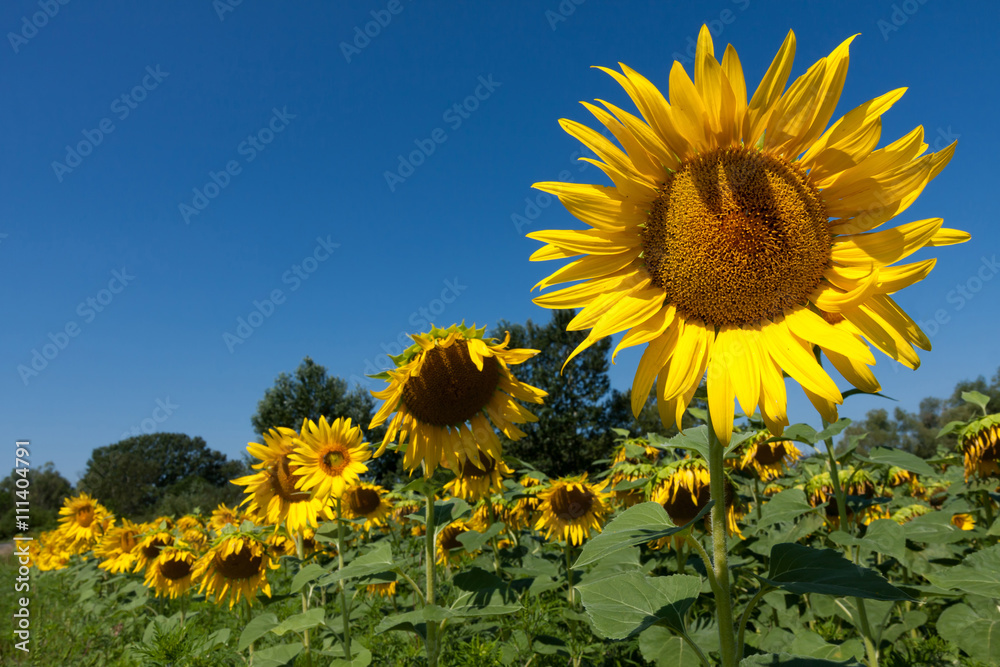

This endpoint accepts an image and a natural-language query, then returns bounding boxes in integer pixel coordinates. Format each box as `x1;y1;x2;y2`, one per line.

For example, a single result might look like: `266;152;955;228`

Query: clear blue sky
4;1;998;482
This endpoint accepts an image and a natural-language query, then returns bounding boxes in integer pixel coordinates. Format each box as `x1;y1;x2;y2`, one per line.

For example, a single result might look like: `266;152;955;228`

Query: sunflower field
7;23;995;667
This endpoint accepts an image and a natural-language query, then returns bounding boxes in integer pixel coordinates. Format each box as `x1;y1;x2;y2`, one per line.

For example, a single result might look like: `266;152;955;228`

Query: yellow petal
744;29;796;145
761;321;841;403
613;303;677;361
527;228;635;256
785;308;875;364
831;217;943;266
532;249;640;291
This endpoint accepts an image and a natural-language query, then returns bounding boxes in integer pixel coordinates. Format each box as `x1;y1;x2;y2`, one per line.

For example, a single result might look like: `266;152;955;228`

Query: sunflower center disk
461;453;496;479
141;537;170;560
662;486;711;525
348;488;381;516
551;487;594;520
323;447;348;474
272;456;312;503
642;146;831;327
401;341;500;427
159;558;192;581
215;549;264;580
754;442;788;466
76;507;95;528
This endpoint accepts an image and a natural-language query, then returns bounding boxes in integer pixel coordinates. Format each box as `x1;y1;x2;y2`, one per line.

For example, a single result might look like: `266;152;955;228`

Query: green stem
487;499;503;575
294;534;313;667
856;598;880;667
679;630;713;667
685;534;720;594
564;541;575;608
752;477;763;522
424;490;441;667
336;499;352;661
736;585;772;659
395;568;424;603
707;416;738;667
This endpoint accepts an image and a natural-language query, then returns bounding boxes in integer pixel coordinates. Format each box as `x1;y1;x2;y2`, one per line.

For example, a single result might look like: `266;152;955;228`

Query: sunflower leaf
270;608;325;637
962;390;990;413
290;563;329;593
925;544;1000;597
320;542;393;584
237;612;279;651
936;598;1000;664
739;653;861;666
576;571;701;639
456;521;504;553
760;543;913;601
252;643;304;667
574;501;712;569
750;489;816;533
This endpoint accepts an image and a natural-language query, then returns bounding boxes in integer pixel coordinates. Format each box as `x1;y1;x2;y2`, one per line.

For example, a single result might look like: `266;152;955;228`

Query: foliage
76;433;242;520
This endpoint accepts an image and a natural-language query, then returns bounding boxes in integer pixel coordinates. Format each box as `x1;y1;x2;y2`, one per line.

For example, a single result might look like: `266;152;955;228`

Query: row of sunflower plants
13;385;999;665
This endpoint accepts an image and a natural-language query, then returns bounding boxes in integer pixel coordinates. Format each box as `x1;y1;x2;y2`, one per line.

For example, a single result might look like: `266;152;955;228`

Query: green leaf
926;545;1000;597
574;501;711;568
787;631;864;662
901;508;967;544
450;591;522;617
238;612;279;651
453;566;504;592
374;605;454;639
854;447;935;476
270;608;325;636
740;654;861;666
761;543;913;601
456;522;504;552
937;600;1000;663
638;627;703;667
253;642;304;667
780;424;820;446
829;519;905;561
881;610;927;645
937;420;967;438
815;418;852;443
320;542;393;584
753;489;815;532
576;571;701;639
962;390;991;413
329;646;373;667
290;563;329;593
612;476;650;492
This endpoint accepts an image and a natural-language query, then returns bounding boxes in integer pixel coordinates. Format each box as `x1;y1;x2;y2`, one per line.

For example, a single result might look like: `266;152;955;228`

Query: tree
251;356;396;483
0;462;73;539
77;434;241;520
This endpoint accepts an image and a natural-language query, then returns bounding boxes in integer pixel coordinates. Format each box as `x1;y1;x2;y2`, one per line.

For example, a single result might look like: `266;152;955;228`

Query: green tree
77;434;242;520
0;462;73;539
251;356;396;483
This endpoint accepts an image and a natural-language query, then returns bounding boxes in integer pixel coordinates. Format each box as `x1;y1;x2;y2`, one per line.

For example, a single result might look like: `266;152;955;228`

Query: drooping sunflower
951;513;976;531
290;416;371;501
131;525;177;575
365;579;398;598
534;475;613;546
509;474;546;529
145;546;199;599
806;467;885;526
444;450;513;502
96;519;143;574
651;459;742;537
341;482;393;531
369;323;547;476
890;503;932;525
35;529;73;571
527;26;968;444
469;496;513;532
959;414;1000;479
437;519;473;564
232;426;333;534
210;503;249;532
57;492;112;544
734;431;802;481
193;533;278;608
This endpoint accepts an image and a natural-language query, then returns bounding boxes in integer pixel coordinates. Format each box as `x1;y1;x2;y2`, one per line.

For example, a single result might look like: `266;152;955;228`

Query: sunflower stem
707;416;738;667
736;584;772;659
424;489;441;667
487;499;503;575
294;534;313;667
335;499;353;661
564;541;575;608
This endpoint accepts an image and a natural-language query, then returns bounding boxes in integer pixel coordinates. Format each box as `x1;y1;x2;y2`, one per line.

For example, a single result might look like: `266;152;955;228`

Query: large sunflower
193;534;278;608
534;475;613;546
232;426;333;534
290;416;371;501
57;492;111;544
369;323;546;476
528;26;968;444
341;482;393;531
145;546;199;599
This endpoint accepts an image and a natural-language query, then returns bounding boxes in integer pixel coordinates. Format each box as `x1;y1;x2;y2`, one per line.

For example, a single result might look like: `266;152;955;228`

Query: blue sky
4;0;998;482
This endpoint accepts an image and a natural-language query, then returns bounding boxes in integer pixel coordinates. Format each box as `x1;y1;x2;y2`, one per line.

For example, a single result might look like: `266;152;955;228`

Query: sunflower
369;323;547;476
132;525;177;574
508;475;546;529
890;503;932;525
951;513;976;531
35;529;73;571
365;580;398;598
527;26;968;445
232;426;333;534
470;496;512;532
806;467;884;526
444;451;513;502
290;416;371;501
57;492;111;544
887;466;924;496
734;431;801;481
341;482;393;531
437;520;473;564
176;515;209;551
210;504;248;532
960;415;1000;479
535;475;613;546
193;534;278;608
651;459;742;537
611;439;661;465
145;546;199;599
96;519;143;574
